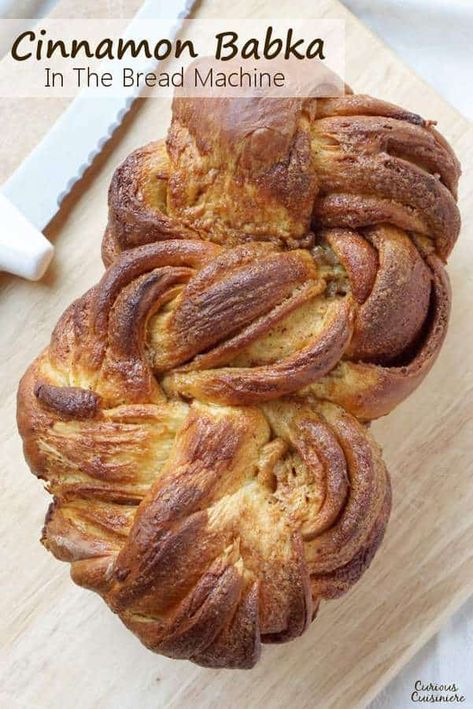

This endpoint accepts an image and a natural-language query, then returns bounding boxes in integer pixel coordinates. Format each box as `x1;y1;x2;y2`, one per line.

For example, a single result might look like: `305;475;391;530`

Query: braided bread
18;91;460;669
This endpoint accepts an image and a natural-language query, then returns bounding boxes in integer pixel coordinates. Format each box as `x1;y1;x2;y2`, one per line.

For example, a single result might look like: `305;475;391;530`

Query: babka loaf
18;89;461;668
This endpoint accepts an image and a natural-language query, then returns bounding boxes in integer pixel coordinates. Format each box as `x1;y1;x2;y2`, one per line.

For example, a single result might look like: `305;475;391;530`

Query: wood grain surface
0;1;472;708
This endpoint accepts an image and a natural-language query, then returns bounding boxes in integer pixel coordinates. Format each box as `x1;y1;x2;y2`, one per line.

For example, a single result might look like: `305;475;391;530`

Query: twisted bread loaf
18;92;460;669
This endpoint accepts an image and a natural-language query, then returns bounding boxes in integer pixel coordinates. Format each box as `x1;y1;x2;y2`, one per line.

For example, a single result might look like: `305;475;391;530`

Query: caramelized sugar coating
18;92;460;668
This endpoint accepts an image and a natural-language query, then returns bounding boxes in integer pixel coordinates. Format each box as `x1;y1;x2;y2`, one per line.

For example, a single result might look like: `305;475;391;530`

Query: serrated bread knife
0;0;195;280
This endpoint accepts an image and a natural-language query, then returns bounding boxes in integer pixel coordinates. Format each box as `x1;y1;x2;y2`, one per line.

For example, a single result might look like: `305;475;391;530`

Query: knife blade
0;0;195;280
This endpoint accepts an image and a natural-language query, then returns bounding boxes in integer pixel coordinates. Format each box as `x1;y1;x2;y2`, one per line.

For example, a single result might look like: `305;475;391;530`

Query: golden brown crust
166;97;318;246
103;141;197;264
18;89;461;669
104;94;460;262
305;254;451;420
17;238;391;669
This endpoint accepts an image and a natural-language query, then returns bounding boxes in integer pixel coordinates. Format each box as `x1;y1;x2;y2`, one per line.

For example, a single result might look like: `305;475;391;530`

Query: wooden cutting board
1;1;472;707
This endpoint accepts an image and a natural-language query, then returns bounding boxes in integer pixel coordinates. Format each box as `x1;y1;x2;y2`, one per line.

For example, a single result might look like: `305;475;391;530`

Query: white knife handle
0;192;54;280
